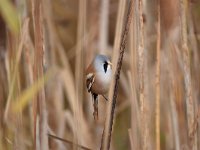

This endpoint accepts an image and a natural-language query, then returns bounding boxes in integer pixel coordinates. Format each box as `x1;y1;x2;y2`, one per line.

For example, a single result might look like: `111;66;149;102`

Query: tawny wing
86;63;99;120
85;63;96;92
86;73;95;92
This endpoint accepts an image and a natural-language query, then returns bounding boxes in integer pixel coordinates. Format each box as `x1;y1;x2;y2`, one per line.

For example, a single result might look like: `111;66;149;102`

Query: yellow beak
108;61;112;68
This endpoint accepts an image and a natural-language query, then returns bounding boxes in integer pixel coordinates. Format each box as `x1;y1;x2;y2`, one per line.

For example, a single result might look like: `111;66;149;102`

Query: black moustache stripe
103;62;108;73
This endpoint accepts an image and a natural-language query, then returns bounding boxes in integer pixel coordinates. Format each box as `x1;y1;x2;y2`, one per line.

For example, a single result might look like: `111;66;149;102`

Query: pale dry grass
0;0;200;150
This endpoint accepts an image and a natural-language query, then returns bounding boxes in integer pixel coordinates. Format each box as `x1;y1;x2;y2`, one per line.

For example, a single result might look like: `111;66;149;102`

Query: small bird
86;55;112;120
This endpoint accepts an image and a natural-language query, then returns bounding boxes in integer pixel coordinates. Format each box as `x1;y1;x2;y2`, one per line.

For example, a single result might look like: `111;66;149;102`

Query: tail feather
92;93;98;120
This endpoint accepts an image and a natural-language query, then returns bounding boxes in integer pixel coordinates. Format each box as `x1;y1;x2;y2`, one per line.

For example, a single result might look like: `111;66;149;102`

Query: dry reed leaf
128;71;140;150
12;70;53;112
0;0;20;33
61;68;92;148
4;18;29;121
128;129;134;150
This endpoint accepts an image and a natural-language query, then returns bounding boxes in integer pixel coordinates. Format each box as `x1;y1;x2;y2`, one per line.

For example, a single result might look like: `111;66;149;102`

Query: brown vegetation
0;0;200;150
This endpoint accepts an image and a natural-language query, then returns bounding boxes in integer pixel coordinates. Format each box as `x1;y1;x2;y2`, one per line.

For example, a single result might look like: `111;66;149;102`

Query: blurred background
0;0;200;150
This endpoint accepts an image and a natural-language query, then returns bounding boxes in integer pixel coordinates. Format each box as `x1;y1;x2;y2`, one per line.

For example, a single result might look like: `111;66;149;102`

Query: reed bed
0;0;200;150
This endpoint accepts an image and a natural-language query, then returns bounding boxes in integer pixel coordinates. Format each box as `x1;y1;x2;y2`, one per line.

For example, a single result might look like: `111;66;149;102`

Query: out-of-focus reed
0;0;199;150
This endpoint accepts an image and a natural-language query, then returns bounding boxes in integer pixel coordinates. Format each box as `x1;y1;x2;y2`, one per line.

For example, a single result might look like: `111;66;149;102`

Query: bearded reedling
86;55;112;120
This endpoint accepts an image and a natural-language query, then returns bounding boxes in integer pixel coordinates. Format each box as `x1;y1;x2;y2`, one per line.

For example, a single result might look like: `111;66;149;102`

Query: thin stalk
74;0;92;148
155;0;161;150
138;0;148;149
169;43;181;150
99;0;109;54
32;0;48;149
179;0;196;148
100;1;133;149
129;0;140;148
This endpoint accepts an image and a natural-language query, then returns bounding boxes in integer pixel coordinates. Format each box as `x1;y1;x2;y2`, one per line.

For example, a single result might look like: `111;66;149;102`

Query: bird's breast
92;70;112;94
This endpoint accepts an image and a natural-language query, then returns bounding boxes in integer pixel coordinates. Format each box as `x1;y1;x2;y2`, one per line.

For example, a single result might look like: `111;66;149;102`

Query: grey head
94;55;112;73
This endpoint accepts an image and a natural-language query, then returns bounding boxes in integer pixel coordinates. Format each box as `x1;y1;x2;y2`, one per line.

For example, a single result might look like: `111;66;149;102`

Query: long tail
92;93;98;120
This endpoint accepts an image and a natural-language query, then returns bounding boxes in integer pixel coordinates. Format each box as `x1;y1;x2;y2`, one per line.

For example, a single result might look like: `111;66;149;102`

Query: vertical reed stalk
74;0;89;148
32;0;48;149
128;71;140;150
111;0;126;67
138;0;148;149
129;0;140;148
179;0;196;149
155;0;161;150
169;44;181;150
99;0;109;53
100;1;133;149
138;0;144;116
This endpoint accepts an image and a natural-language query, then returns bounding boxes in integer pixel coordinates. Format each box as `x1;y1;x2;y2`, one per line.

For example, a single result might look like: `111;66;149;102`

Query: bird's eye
103;62;108;73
